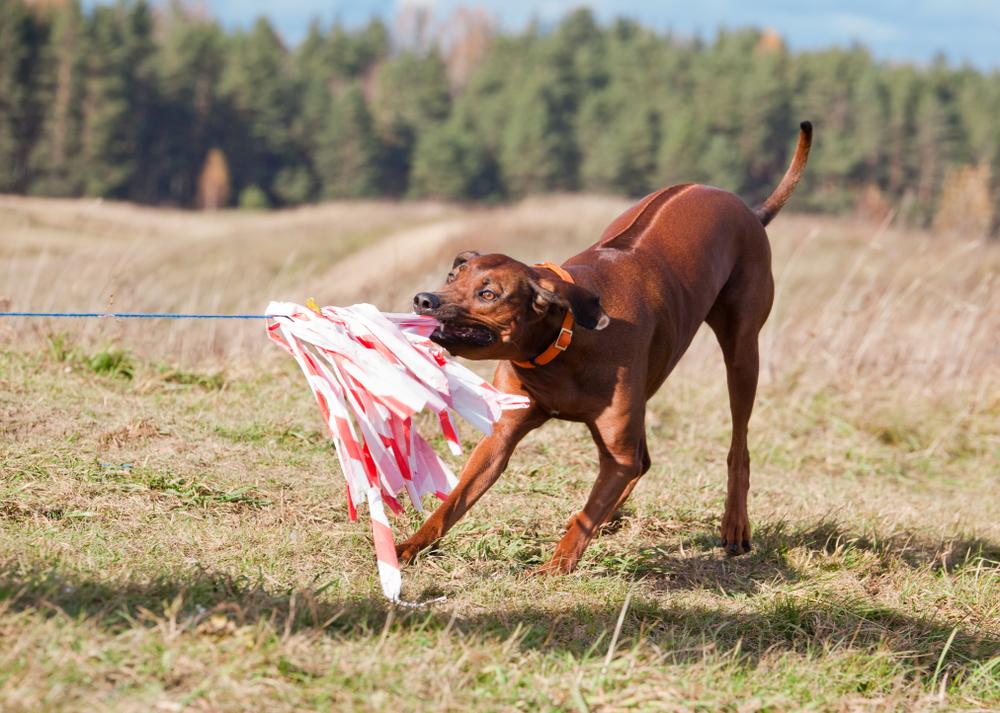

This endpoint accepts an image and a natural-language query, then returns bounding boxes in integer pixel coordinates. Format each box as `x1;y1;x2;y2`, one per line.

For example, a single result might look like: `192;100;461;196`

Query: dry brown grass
1;195;998;711
0;195;458;363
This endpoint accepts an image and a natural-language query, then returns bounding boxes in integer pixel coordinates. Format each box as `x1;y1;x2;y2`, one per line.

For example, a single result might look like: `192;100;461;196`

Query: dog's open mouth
431;321;497;348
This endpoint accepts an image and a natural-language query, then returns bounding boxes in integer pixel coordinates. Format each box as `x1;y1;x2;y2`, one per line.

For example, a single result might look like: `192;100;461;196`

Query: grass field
1;195;998;711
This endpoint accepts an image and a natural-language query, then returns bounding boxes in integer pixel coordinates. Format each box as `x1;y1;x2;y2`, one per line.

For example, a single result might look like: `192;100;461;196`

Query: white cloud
825;12;899;43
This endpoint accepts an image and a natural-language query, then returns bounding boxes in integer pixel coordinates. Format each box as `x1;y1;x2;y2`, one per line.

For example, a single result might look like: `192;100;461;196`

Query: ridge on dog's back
598;183;695;250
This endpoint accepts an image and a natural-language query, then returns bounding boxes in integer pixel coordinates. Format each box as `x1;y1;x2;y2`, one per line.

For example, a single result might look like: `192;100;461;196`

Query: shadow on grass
607;519;1000;594
761;519;1000;572
1;546;997;688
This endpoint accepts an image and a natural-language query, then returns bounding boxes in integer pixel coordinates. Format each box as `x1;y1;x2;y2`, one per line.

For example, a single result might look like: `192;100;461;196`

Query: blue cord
0;312;278;319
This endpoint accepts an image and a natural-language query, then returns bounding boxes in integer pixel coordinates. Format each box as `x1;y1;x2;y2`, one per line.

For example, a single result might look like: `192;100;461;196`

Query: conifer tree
499;72;577;196
579;87;659;196
285;19;333;203
409;118;496;200
78;2;156;198
884;66;921;201
327;18;389;78
218;17;295;203
372;49;452;194
738;40;792;203
153;4;227;204
315;84;381;199
28;1;87;196
0;1;48;192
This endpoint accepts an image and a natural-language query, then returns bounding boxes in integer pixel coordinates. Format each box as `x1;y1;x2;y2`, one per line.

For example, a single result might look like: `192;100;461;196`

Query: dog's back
564;123;813;383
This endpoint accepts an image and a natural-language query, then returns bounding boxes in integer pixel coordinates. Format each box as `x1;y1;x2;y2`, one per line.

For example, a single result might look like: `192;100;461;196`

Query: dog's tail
754;121;813;227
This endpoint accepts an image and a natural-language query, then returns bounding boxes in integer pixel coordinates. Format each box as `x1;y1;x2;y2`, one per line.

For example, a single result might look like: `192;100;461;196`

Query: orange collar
512;261;574;369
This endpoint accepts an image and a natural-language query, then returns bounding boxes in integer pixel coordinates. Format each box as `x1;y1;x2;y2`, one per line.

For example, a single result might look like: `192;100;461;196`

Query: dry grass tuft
98;417;162;448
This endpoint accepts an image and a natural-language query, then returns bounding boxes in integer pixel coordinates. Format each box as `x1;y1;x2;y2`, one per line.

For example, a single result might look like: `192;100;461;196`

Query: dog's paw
721;539;753;556
395;540;421;564
529;562;562;577
530;554;578;577
720;514;752;556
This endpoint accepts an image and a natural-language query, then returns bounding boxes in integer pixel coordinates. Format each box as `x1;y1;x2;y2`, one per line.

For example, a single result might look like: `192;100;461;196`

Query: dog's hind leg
707;265;773;557
536;403;648;574
607;436;650;518
576;435;649;538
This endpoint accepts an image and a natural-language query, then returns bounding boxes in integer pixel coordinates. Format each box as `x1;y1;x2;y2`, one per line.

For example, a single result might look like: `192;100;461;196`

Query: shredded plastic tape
266;302;529;602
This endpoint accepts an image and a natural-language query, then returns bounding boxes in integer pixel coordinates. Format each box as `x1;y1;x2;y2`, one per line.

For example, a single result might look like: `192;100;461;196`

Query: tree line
2;1;999;232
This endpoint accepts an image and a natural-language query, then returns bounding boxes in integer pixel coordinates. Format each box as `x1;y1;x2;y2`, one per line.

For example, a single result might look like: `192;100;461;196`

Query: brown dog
402;122;812;574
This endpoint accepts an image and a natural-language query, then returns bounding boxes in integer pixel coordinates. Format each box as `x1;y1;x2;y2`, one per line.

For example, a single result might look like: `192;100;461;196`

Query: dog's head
413;251;609;360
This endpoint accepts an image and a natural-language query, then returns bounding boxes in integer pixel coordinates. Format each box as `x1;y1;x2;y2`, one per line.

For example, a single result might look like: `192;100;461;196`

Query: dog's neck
515;307;573;365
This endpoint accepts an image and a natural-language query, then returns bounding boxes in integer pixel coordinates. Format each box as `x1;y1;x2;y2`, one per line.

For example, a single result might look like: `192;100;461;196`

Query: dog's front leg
397;406;548;563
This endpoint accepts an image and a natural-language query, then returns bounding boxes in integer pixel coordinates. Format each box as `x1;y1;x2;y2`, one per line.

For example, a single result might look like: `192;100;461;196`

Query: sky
132;1;1000;69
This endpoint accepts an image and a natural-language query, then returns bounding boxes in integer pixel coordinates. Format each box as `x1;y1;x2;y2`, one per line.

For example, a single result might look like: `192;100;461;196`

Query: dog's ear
452;250;480;268
531;278;610;330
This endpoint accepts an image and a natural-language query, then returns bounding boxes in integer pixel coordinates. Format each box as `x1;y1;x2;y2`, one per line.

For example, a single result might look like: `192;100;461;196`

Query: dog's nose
413;292;441;312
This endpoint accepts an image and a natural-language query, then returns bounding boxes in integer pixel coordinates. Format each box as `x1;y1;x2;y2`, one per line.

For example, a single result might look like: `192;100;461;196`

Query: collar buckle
554;327;573;350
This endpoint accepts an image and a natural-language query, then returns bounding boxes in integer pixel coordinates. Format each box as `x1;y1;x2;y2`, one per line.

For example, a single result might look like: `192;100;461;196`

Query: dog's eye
446;273;456;284
479;289;498;301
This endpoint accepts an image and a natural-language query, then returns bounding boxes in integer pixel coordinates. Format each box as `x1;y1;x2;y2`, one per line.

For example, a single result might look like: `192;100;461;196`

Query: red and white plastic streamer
266;302;529;602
